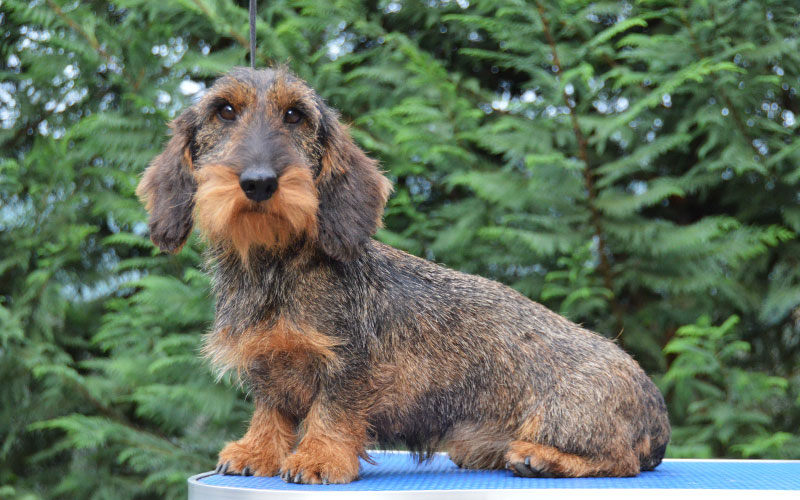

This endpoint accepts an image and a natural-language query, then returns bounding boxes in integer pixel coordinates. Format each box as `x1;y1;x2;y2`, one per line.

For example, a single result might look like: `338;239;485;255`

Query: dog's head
136;67;392;262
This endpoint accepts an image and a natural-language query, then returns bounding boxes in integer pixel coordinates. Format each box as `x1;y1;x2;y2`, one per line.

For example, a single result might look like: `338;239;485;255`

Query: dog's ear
315;107;392;262
136;109;198;254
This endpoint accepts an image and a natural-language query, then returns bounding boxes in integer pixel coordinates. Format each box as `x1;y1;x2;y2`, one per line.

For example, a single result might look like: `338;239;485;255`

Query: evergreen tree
1;1;798;498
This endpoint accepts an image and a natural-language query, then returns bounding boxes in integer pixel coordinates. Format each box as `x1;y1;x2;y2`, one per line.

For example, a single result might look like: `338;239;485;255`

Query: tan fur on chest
202;318;341;380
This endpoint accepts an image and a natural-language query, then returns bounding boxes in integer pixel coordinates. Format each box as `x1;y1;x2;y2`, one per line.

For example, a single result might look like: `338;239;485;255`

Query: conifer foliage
1;1;799;498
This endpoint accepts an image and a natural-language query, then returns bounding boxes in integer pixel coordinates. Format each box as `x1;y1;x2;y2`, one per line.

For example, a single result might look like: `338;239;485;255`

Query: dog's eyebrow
265;80;321;116
283;98;314;115
201;82;255;112
207;95;239;110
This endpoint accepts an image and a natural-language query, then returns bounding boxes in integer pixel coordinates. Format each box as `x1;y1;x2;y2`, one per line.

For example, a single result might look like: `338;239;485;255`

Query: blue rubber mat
197;452;800;491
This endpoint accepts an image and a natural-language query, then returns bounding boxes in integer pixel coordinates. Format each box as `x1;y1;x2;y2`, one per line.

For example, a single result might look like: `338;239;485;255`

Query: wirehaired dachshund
137;66;670;484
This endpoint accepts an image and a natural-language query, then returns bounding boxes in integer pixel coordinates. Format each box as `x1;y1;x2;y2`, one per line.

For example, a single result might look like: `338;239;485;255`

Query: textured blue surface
198;452;800;491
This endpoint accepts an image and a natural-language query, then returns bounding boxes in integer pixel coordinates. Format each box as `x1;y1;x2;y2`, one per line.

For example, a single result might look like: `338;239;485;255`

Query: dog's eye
217;104;237;122
284;108;304;125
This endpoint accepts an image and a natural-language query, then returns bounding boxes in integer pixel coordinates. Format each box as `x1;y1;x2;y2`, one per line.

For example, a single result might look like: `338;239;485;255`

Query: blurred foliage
1;0;799;498
662;315;800;458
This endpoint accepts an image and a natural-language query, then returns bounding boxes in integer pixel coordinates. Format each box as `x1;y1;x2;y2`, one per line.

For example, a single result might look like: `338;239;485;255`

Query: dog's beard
194;164;318;262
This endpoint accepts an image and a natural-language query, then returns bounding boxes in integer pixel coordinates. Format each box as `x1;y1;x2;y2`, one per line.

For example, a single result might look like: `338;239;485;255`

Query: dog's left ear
315;107;393;262
136;109;198;254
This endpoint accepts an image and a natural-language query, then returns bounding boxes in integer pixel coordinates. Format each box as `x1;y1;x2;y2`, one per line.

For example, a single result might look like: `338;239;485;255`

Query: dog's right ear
136;109;198;254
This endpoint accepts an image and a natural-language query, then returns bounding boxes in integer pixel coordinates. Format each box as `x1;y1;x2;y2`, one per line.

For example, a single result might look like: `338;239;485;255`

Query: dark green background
1;1;799;498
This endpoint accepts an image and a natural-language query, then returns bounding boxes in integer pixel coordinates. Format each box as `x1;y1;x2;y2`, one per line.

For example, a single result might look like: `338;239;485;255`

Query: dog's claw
218;462;231;475
281;469;291;482
242;466;252;476
322;478;329;485
512;461;536;478
524;457;531;467
293;471;302;483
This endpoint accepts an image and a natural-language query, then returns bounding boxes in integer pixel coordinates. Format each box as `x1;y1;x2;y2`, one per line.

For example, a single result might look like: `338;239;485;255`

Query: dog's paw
504;456;556;478
504;443;560;478
279;448;359;485
216;439;282;477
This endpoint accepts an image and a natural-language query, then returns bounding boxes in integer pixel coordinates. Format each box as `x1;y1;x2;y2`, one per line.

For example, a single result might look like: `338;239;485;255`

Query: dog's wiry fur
137;67;670;484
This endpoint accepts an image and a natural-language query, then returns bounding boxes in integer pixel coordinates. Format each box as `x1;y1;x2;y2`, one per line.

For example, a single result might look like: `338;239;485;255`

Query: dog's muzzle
240;166;278;202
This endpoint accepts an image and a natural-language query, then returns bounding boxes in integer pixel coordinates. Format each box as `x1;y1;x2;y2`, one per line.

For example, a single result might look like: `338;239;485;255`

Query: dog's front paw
216;439;283;477
279;444;359;485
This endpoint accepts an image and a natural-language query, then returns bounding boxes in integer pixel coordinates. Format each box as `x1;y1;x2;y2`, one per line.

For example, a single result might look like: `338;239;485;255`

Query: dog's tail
640;440;667;471
639;386;670;471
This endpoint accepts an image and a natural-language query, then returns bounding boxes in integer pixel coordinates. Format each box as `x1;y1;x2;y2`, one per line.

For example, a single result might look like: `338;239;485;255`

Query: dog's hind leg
445;423;511;469
504;440;640;478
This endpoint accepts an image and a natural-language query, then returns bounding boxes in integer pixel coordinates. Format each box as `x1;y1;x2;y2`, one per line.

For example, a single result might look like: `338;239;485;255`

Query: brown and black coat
137;67;670;484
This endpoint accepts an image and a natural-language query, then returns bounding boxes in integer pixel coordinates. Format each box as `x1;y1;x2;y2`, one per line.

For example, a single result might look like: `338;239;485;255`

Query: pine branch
44;0;141;90
190;0;249;49
678;2;765;162
45;0;110;60
534;0;625;336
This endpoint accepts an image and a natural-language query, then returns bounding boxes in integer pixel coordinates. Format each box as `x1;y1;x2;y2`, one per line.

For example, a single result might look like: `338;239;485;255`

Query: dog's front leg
280;398;367;484
217;401;296;476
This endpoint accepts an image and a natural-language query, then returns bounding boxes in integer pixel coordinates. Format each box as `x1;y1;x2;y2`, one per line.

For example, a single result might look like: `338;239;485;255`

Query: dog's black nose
239;167;278;202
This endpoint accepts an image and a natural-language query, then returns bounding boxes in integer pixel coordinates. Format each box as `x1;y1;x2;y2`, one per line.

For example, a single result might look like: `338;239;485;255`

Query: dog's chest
248;349;321;418
206;315;341;418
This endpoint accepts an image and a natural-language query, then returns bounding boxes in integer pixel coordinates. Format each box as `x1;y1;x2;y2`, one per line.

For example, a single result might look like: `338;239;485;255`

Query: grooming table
188;451;800;499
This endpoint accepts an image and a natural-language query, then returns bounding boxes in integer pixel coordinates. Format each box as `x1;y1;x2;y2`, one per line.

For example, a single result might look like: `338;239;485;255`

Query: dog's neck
204;240;342;334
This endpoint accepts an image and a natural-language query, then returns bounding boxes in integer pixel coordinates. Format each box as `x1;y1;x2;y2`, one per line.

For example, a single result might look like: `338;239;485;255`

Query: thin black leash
249;0;257;69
